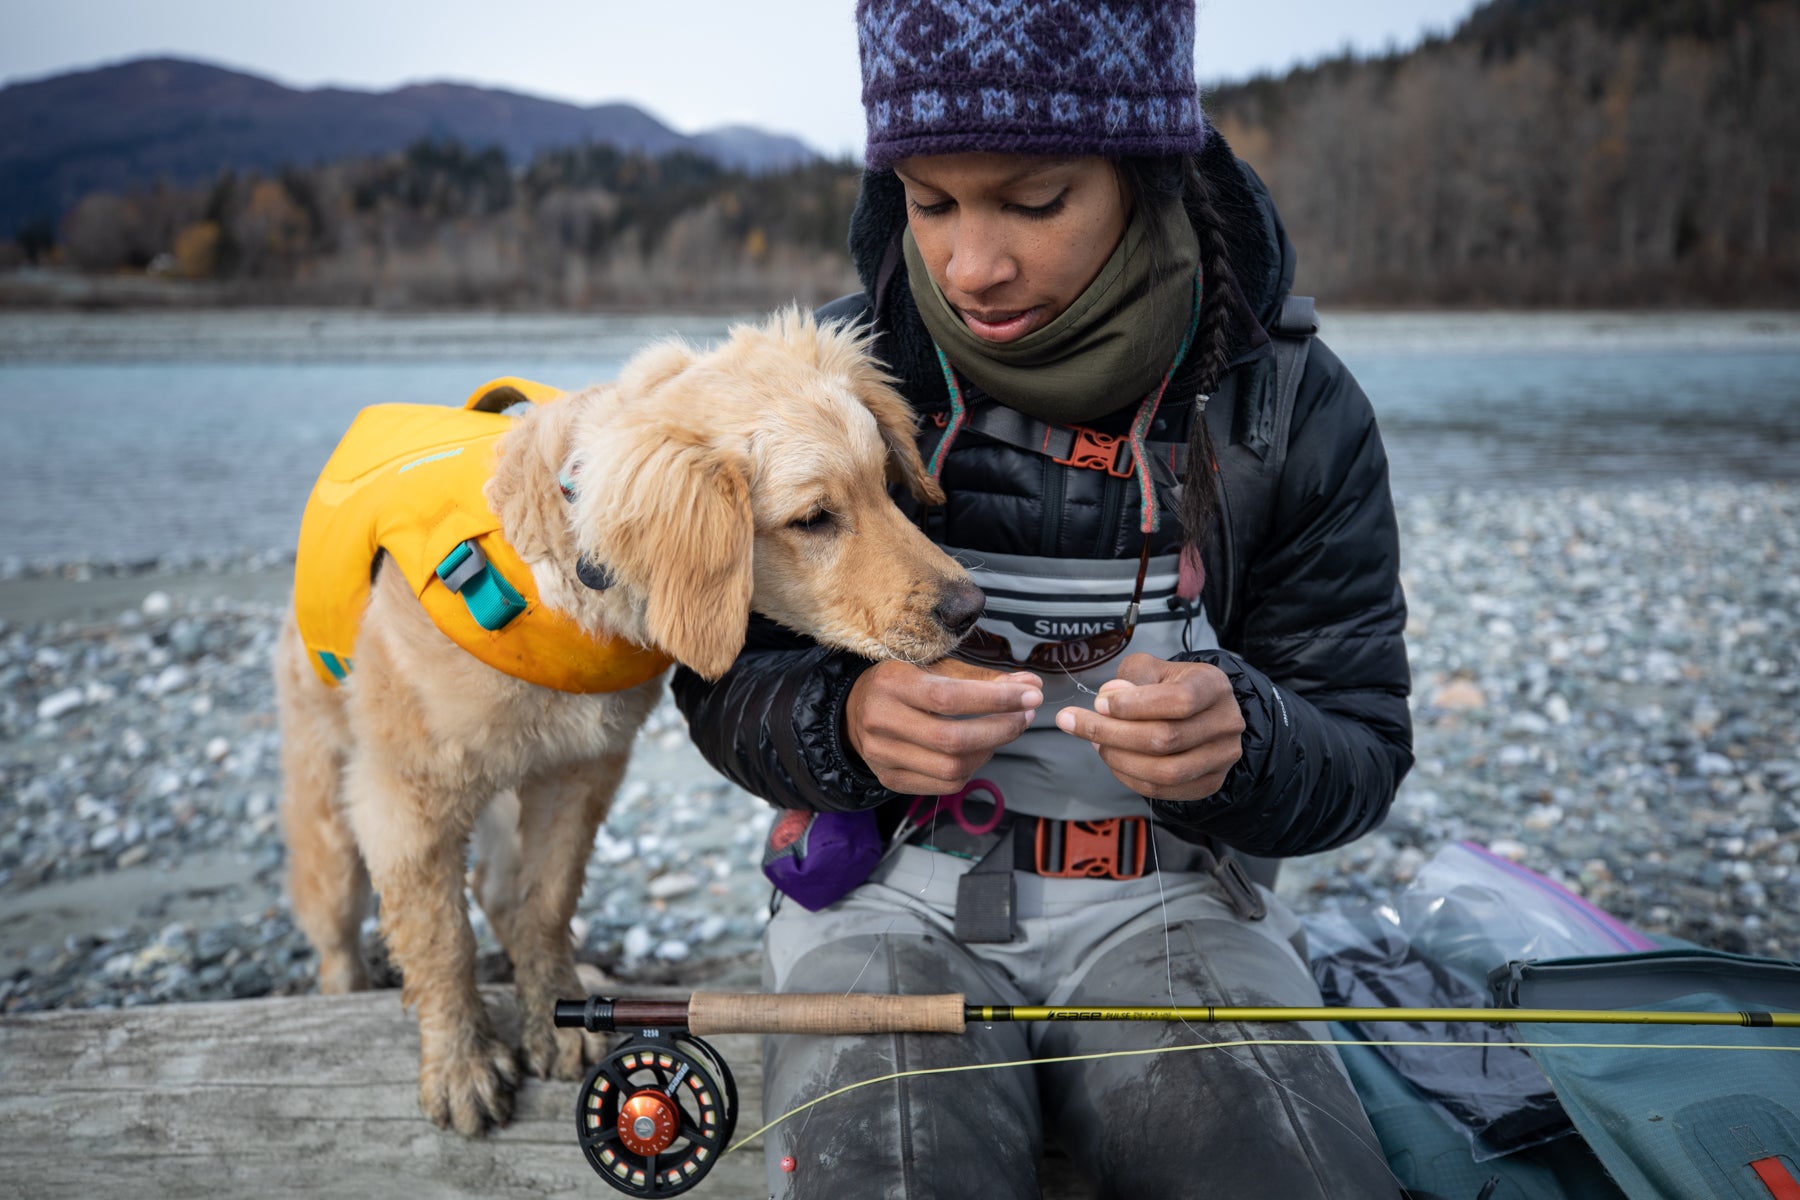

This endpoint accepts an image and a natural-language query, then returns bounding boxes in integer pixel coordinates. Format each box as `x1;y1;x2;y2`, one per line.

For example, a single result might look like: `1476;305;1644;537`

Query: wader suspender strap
919;400;1192;512
944;404;1182;480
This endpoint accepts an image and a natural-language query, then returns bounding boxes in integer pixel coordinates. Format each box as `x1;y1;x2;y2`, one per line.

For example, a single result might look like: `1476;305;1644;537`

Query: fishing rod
550;990;1799;1196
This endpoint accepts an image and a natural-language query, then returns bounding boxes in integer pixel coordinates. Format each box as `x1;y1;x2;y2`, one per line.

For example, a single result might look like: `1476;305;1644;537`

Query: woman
674;3;1412;1195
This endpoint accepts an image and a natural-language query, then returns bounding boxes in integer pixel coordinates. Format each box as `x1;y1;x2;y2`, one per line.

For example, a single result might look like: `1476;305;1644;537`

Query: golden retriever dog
275;310;982;1135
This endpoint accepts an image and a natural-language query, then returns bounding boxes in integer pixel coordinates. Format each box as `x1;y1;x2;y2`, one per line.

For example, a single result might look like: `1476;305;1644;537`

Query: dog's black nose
933;580;986;637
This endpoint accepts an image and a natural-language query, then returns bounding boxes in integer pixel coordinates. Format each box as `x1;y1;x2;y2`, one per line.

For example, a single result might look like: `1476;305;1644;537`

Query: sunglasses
952;538;1151;675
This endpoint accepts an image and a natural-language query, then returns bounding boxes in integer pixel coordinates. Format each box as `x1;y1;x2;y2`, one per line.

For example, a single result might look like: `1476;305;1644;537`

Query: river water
1;308;1796;567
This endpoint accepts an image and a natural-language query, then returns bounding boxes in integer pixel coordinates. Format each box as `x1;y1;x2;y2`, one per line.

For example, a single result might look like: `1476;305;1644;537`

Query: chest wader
908;296;1319;942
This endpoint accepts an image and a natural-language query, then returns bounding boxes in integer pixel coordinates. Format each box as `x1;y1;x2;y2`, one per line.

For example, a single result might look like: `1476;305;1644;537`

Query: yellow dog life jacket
294;377;672;693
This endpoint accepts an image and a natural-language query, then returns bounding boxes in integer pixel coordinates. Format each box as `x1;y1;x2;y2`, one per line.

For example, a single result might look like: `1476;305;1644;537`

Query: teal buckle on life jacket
435;540;526;631
318;651;351;680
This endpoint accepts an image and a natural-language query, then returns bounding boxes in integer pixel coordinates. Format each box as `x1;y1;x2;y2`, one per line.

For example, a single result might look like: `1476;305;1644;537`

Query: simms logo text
1031;619;1122;637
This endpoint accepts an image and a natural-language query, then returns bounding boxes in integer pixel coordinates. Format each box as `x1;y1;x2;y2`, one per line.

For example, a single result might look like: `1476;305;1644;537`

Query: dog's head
547;310;981;679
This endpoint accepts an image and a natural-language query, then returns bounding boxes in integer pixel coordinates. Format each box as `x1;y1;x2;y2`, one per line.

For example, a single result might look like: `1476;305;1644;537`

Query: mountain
690;125;820;175
0;56;819;237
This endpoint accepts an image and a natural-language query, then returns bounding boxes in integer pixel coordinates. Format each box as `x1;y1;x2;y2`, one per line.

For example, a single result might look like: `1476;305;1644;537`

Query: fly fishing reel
556;988;969;1193
569;1026;738;1196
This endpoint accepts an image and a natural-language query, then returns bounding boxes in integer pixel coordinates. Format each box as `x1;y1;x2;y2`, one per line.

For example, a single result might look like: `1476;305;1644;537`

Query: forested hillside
1207;0;1797;304
18;142;863;309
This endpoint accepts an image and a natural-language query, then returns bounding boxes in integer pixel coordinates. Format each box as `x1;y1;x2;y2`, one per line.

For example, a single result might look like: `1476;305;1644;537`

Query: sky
1;0;1483;159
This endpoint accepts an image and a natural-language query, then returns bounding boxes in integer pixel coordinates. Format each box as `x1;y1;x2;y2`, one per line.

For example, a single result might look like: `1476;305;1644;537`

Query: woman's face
894;153;1128;345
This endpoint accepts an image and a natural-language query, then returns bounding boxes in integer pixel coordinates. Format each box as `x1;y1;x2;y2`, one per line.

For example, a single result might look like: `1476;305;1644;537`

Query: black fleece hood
845;129;1299;413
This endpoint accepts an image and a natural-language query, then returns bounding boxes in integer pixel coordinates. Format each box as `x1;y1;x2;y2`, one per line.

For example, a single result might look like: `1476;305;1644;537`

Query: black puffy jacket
673;136;1412;858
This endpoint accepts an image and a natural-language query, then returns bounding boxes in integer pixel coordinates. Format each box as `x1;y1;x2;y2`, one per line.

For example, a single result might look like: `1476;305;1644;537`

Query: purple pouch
761;808;883;912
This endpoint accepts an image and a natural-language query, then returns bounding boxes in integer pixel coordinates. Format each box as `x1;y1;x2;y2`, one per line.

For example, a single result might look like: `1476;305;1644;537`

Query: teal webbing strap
318;651;350;680
459;567;527;631
435;541;527;631
436;540;481;589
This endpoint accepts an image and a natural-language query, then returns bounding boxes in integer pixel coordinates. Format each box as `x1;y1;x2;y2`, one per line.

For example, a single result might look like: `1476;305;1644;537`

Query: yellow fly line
725;1032;1800;1156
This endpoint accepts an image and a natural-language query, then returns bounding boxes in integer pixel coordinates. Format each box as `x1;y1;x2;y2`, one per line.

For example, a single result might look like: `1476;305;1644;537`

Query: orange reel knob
617;1088;680;1156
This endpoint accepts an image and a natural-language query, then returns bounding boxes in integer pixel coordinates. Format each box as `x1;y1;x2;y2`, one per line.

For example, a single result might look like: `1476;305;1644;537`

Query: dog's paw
316;952;370;995
522;1017;606;1082
418;1032;521;1136
518;966;605;1080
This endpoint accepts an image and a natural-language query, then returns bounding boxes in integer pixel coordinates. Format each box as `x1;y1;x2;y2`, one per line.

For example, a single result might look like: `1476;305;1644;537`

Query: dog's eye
788;509;836;533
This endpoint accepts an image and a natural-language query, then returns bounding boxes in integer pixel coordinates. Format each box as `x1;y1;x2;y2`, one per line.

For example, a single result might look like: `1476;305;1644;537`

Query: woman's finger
881;709;1038;757
1096;742;1234;795
903;672;1042;718
1053;703;1240;755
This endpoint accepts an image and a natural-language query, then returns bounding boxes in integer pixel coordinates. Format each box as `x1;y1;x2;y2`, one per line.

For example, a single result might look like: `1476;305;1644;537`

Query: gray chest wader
912;296;1318;932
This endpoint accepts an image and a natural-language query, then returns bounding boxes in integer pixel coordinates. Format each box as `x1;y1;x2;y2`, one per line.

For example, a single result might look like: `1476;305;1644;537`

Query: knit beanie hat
857;0;1208;170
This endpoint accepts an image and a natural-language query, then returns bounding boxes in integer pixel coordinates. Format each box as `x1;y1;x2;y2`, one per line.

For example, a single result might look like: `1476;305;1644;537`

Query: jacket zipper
1212;464;1237;637
1096;469;1126;556
1039;453;1066;556
1202;389;1239;640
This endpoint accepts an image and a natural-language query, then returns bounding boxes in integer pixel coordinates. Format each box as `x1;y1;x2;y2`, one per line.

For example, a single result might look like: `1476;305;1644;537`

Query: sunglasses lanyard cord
1129;268;1206;535
926;341;969;481
1125;537;1151;631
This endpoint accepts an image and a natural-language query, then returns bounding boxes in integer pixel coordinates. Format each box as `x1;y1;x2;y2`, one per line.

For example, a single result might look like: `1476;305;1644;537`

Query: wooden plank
0;985;1097;1198
0;986;768;1198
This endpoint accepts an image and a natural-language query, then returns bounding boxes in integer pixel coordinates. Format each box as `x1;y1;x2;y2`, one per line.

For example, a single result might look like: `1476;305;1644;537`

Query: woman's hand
1053;652;1244;801
846;658;1042;795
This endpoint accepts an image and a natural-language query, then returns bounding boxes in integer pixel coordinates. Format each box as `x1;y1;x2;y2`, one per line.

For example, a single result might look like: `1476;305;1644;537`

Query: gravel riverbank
2;480;1796;1014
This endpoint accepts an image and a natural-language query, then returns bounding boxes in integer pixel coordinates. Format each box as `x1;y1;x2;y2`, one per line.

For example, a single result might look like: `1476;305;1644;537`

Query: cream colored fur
276;311;975;1135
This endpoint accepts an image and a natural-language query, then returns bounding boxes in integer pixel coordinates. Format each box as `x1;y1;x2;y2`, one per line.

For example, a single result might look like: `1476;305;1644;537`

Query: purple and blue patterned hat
857;0;1209;170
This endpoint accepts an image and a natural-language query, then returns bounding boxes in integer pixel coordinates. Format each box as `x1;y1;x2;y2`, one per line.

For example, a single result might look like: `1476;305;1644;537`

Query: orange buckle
1053;426;1135;479
1034;817;1149;879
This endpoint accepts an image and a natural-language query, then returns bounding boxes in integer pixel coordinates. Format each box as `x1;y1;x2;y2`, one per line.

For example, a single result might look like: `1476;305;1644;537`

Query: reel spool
575;1032;738;1196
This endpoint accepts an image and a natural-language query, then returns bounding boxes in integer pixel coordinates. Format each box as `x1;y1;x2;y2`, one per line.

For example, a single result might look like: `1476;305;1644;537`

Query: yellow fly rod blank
975;1004;1800;1029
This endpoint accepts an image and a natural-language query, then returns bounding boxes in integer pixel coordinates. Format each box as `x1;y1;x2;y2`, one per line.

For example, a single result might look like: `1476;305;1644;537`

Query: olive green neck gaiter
904;199;1200;424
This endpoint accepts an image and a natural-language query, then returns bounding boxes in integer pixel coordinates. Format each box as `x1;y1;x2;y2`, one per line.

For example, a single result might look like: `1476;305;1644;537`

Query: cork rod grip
686;991;966;1036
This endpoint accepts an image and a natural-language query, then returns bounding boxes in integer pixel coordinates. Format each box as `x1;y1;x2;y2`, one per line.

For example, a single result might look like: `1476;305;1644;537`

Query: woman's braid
1176;165;1242;552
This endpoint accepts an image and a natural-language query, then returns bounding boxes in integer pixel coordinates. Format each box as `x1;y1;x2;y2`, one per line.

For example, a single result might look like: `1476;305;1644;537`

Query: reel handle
553;991;968;1035
553;996;689;1031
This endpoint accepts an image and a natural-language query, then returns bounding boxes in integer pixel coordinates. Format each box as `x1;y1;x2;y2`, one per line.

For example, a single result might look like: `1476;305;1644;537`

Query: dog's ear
809;314;944;505
601;435;754;680
857;373;945;506
617;339;697;399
